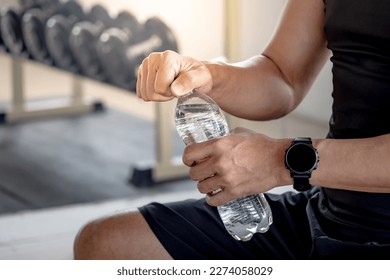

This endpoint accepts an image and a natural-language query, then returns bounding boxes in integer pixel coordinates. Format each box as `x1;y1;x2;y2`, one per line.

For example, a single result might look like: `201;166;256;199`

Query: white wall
239;0;332;123
77;0;225;59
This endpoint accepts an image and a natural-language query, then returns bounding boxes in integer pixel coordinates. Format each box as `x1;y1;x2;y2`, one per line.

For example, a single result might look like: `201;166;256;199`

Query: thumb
170;66;213;97
170;80;188;97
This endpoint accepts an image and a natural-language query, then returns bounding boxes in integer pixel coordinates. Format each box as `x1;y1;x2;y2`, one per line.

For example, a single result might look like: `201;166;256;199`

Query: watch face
286;143;318;173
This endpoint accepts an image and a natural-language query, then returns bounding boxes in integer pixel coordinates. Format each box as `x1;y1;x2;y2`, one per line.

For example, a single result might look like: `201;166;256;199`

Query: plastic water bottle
175;91;273;241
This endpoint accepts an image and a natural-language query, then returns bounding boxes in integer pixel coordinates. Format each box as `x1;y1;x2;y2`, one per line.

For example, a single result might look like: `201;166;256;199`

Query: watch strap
293;137;312;144
292;176;312;191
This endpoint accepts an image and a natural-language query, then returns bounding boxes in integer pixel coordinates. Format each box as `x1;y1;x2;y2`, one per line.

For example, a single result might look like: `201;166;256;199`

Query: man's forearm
204;55;296;121
310;134;390;193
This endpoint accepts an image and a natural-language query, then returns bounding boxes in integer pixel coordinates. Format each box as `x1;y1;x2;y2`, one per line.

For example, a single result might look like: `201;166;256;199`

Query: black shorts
139;187;390;259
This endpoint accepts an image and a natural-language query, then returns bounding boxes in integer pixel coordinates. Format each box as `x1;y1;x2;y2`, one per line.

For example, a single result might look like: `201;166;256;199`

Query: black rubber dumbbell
68;5;140;81
21;0;66;64
44;1;86;72
68;20;104;79
0;6;27;56
96;16;179;91
87;4;112;28
94;11;142;89
0;0;52;55
109;10;141;42
65;4;112;79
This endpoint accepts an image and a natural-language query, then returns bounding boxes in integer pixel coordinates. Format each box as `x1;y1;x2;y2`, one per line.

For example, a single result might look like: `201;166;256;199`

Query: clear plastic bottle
175;91;273;241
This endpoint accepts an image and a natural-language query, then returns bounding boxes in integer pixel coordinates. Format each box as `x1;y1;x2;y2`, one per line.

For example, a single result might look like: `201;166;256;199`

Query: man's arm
183;131;390;206
137;0;329;121
311;135;390;193
205;0;330;120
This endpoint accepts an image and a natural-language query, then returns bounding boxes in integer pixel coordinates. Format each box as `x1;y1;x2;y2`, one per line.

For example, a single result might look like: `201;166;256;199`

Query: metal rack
1;54;188;186
1;55;103;123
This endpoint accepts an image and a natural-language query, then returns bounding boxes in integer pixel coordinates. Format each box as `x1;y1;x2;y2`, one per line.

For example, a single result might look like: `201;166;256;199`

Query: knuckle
141;55;149;65
182;151;193;167
188;167;197;181
197;181;208;193
160;50;176;63
147;52;159;60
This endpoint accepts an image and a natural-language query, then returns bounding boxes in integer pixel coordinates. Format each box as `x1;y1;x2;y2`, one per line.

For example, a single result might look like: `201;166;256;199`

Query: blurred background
0;0;332;259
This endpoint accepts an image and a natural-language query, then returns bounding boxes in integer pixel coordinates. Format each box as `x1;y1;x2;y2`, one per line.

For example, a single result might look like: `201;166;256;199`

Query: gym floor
0;53;327;259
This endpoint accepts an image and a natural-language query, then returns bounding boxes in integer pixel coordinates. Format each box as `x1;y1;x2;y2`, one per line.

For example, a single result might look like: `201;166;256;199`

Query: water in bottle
175;90;273;241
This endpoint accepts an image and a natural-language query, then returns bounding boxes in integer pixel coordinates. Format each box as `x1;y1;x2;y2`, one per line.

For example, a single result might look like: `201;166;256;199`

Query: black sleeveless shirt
320;0;390;243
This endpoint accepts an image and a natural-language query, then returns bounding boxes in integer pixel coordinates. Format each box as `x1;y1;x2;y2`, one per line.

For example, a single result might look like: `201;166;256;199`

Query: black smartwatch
285;137;319;191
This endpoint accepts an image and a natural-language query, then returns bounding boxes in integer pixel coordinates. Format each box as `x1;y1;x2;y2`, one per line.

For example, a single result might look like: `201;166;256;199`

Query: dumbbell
87;4;112;28
99;10;142;48
68;21;104;79
44;1;87;72
94;11;142;88
45;3;112;75
96;16;179;91
21;0;68;64
67;4;112;80
0;6;27;56
68;6;140;81
0;0;52;55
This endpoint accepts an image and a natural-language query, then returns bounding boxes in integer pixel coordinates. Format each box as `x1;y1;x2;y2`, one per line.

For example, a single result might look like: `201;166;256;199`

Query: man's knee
73;210;172;260
73;212;133;260
73;218;106;259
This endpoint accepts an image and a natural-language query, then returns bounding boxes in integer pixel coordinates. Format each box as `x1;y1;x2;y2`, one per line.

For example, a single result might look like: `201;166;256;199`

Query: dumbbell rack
1;54;103;123
1;52;189;186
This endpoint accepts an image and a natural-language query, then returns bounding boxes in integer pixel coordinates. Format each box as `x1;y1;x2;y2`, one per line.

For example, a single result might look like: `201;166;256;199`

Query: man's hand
136;50;213;102
182;127;291;206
